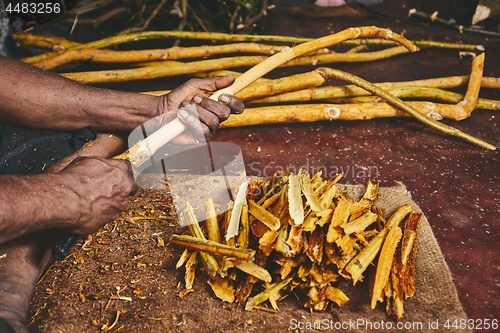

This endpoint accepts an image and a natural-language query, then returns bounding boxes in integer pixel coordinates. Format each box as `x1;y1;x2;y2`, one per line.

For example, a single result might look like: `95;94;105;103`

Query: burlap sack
138;175;470;332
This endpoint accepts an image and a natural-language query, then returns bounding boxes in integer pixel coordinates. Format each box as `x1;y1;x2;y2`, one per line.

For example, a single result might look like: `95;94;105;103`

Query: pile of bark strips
171;170;422;319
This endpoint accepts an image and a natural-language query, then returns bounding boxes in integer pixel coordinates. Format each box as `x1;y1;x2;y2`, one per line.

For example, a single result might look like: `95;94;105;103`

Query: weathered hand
57;157;135;235
157;75;244;144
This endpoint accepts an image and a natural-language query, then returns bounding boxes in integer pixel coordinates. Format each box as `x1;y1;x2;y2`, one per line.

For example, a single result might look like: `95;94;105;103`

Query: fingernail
178;108;189;119
193;95;203;104
220;95;229;103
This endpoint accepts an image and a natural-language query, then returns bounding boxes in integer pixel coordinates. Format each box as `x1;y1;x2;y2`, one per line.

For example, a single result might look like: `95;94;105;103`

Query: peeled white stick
141;87;230;150
225;180;249;241
139;89;230;154
117;89;233;167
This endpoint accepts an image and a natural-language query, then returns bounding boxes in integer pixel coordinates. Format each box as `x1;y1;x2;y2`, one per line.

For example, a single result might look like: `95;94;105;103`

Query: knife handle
52;232;79;260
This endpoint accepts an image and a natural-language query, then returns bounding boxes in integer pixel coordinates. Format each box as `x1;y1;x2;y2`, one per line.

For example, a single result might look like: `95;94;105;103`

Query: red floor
212;5;500;324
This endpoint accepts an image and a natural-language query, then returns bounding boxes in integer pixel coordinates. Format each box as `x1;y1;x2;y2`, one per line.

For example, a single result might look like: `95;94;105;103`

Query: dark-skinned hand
156;75;244;145
56;157;135;235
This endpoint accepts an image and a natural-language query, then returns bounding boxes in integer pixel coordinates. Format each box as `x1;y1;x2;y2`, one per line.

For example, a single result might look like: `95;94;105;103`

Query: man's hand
157;75;244;144
57;157;135;235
